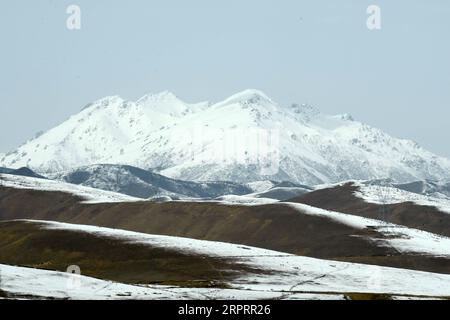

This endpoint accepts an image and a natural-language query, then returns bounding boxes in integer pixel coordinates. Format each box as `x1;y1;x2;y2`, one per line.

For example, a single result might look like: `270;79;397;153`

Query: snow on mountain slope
0;93;192;173
244;181;313;201
136;90;210;117
0;264;186;300
0;173;139;203
212;195;279;205
285;202;450;258
311;179;450;213
394;180;450;198
48;164;253;199
0;263;343;300
352;181;450;214
249;186;312;201
2;89;450;185
177;192;450;258
245;180;276;193
3;219;450;299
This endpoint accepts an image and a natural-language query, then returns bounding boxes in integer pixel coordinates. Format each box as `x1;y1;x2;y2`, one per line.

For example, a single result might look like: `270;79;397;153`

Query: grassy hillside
288;183;450;238
0;220;255;287
1;186;450;275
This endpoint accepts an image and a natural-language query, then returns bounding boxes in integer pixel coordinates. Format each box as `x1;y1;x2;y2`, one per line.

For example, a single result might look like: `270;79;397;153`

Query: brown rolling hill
0;186;387;259
1;185;450;275
0;220;256;287
288;182;450;238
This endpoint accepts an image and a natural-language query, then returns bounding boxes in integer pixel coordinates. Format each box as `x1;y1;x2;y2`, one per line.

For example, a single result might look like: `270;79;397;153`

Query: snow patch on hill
286;202;450;258
3;220;450;299
245;180;276;193
0;173;139;203
0;263;343;300
353;182;450;214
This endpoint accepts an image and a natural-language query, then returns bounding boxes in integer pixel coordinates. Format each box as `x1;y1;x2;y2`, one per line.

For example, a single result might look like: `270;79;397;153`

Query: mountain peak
136;90;181;105
218;89;274;107
97;95;123;104
80;95;125;112
135;91;195;117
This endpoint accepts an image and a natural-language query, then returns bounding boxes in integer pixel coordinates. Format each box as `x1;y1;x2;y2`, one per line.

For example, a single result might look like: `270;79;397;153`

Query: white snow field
0;173;140;204
1;220;450;300
0;264;344;300
2;89;450;185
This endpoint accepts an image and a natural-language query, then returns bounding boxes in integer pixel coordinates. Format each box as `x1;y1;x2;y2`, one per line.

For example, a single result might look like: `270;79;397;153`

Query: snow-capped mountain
2;89;450;185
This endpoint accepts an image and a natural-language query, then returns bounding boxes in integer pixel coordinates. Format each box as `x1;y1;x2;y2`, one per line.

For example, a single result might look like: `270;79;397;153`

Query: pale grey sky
1;1;449;157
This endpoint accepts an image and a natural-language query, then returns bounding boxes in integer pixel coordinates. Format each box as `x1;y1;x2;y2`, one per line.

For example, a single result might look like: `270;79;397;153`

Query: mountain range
48;164;253;200
2;89;450;185
2;164;449;203
0;166;45;179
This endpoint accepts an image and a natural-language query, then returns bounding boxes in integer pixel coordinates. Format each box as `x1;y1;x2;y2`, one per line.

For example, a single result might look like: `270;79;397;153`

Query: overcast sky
1;0;449;158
